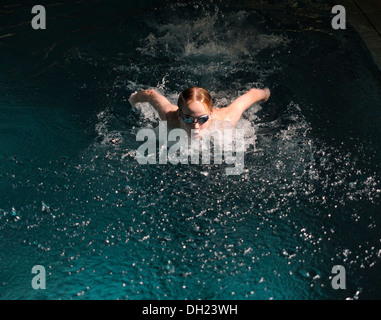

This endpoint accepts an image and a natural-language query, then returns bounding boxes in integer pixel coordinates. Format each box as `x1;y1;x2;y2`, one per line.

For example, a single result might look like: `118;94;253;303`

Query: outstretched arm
224;88;270;125
129;89;177;120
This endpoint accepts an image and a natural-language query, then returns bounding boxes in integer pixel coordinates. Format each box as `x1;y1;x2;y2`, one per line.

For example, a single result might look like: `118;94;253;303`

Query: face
179;100;212;138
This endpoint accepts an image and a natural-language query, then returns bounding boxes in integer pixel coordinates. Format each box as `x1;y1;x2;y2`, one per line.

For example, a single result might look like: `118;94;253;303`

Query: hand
262;88;270;102
248;88;270;103
129;91;139;105
129;89;155;105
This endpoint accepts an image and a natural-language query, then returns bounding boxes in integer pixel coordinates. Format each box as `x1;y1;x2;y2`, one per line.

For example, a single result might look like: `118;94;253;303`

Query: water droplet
41;201;51;213
11;207;17;216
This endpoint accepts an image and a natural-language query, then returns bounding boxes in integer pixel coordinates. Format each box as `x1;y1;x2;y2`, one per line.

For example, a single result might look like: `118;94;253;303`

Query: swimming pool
0;0;380;300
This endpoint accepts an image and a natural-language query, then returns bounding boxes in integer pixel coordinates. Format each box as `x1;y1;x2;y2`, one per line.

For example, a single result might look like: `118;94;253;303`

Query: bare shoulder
211;107;234;122
165;107;181;128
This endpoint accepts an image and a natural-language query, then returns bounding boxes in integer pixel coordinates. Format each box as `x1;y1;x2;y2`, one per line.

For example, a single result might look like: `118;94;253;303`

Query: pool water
0;0;380;299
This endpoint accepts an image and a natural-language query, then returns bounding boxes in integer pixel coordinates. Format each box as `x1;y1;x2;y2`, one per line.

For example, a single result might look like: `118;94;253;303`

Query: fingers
129;93;136;105
129;91;141;106
262;88;270;102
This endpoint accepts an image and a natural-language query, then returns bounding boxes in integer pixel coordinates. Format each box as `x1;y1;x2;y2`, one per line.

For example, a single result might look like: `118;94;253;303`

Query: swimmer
129;86;270;137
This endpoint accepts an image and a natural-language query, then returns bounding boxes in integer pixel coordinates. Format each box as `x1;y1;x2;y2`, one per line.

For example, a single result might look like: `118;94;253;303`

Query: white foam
136;8;288;60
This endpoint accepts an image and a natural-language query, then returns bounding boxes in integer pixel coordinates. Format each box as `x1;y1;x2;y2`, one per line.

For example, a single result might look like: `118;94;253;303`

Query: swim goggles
178;109;211;124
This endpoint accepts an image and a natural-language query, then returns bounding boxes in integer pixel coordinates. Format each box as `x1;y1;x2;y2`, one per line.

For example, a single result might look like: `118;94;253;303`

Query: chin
190;132;200;140
190;129;202;139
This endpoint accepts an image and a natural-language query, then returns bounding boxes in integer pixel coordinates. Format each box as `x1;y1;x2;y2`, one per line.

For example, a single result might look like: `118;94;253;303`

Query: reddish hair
177;87;212;112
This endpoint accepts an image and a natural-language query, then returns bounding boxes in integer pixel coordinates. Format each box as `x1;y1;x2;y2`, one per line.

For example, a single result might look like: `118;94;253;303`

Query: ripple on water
1;1;380;300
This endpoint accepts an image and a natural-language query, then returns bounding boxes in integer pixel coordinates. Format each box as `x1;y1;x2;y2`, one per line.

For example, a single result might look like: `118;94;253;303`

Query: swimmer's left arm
225;88;270;125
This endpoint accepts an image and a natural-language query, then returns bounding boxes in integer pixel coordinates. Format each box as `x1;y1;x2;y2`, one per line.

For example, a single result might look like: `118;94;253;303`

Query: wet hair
177;87;212;113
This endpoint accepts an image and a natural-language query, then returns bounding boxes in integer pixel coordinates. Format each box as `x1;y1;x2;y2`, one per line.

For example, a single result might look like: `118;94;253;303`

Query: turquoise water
1;0;381;299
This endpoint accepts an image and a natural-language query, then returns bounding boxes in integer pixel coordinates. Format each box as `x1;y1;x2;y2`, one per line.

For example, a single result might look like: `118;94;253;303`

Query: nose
193;122;201;129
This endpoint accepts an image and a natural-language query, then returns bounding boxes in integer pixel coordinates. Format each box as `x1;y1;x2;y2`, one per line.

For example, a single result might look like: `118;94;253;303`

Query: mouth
190;130;202;140
192;129;200;136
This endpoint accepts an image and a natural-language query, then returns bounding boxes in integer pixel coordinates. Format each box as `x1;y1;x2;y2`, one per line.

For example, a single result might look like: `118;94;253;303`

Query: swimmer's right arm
129;89;177;120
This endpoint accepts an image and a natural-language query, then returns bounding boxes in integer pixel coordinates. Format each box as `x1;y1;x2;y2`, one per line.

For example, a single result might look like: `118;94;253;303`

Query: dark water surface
1;0;380;299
